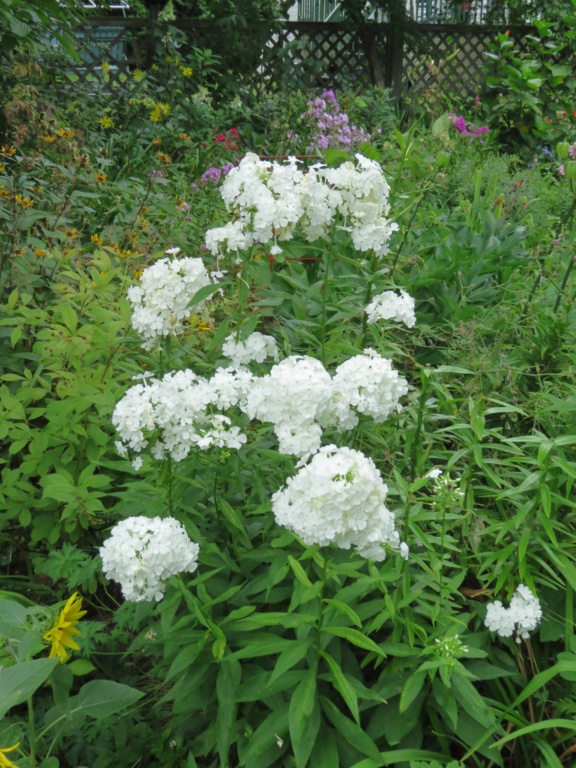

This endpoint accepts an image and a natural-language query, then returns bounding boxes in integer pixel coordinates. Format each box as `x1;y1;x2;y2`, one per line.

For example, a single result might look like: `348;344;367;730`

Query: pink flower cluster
449;114;489;143
298;90;371;153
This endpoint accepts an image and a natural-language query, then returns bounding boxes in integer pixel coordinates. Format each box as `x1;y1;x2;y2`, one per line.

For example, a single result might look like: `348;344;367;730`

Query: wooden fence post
386;25;404;100
146;3;161;68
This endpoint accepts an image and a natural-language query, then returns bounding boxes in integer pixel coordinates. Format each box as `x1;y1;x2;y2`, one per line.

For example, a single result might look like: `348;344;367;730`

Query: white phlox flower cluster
112;368;251;462
127;256;215;348
485;584;543;642
99;516;199;602
205;152;398;259
222;331;280;369
366;290;416;328
332;349;409;423
242;356;335;458
114;351;408;463
272;445;405;561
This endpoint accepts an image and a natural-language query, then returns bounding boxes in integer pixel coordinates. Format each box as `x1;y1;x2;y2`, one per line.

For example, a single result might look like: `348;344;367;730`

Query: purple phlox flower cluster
148;169;167;186
449;114;489;143
201;167;222;184
199;161;238;186
300;90;371;153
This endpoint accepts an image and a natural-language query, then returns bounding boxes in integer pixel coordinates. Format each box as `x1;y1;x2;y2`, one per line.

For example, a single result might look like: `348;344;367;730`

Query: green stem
410;368;429;481
320;246;333;367
553;247;575;314
390;169;441;280
438;503;447;610
361;250;378;346
28;697;37;767
315;552;328;659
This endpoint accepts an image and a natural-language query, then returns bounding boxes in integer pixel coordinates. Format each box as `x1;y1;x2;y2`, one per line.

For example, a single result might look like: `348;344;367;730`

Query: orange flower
57;128;76;139
152;137;162;146
42;135;56;144
157;152;170;163
34;248;46;257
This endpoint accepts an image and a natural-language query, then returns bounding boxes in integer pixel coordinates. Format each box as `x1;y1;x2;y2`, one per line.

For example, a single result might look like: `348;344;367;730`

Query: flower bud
557;142;571;159
564;161;576;180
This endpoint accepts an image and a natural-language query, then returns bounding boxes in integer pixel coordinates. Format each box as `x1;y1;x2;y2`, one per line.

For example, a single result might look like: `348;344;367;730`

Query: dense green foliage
1;17;576;768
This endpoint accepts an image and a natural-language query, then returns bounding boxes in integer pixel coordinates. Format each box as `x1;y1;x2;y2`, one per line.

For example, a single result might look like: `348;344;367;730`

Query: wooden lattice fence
66;18;536;98
402;24;537;100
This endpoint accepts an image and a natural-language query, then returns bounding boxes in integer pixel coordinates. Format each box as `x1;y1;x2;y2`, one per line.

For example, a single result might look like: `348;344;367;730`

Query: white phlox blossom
205;153;397;259
112;368;251;461
272;445;405;561
366;290;416;328
127;256;215;348
242;356;335;458
332;349;409;423
321;154;399;257
99;516;199;602
485;584;543;642
222;331;280;369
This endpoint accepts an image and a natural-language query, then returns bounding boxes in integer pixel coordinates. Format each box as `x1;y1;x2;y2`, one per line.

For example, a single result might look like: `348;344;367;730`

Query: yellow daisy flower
0;742;20;768
57;128;75;140
102;61;110;73
100;116;114;129
178;133;191;141
1;146;17;157
132;68;144;82
91;233;104;246
42;135;56;144
43;593;87;663
0;162;5;173
180;66;193;78
15;194;33;208
95;171;107;184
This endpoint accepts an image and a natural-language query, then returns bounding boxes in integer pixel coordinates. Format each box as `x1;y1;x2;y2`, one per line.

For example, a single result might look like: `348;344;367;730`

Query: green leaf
68;659;96;676
216;657;241;765
287;555;313;588
322;697;381;761
432;112;450;136
493;719;576;749
187;282;223;308
241;704;289;765
323;148;351;167
321;650;359;724
452;672;495;728
399;670;427;713
324;626;386;658
289;666;320;768
70;680;143;719
324;598;362;628
269;639;311;684
0;658;59;718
